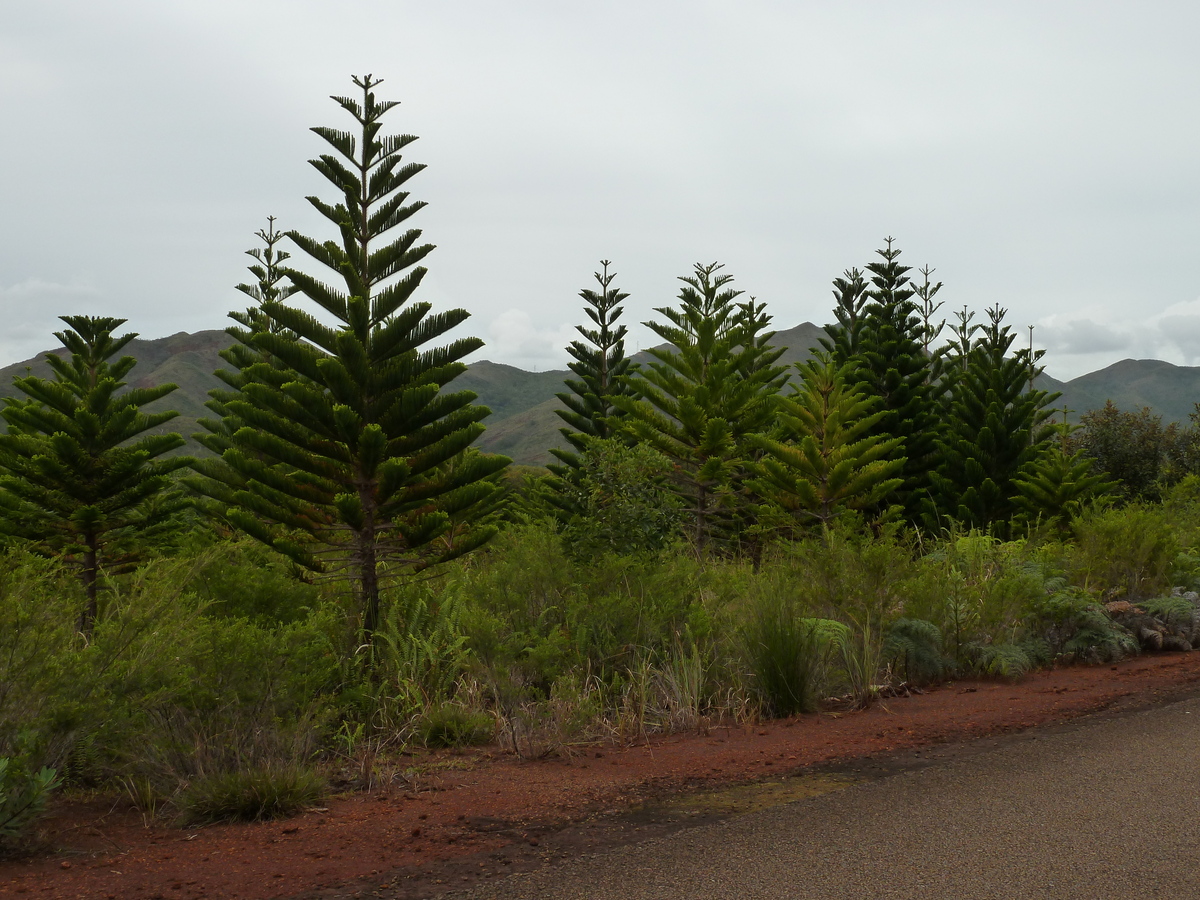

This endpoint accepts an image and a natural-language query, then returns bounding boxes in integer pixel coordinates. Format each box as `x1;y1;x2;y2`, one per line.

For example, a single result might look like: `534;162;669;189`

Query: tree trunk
358;485;381;641
78;532;99;637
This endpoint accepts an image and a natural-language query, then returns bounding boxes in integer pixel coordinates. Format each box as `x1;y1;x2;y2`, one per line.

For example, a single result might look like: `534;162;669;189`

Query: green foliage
183;540;321;623
740;600;824;717
547;260;639;510
1013;414;1116;535
903;532;1048;670
0;757;60;846
1024;588;1136;663
1068;503;1177;599
358;584;471;734
177;765;325;825
417;703;494;748
613;262;786;554
559;438;684;557
883;618;946;684
826;239;938;521
750;358;904;528
189;75;507;638
0;316;190;633
1072;402;1186;501
928;305;1058;532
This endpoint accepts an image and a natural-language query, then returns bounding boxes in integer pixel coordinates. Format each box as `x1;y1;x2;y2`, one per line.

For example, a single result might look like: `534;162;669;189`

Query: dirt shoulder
6;652;1200;900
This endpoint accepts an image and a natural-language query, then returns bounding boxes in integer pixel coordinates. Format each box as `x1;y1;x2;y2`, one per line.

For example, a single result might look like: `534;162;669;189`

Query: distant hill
1;325;1196;466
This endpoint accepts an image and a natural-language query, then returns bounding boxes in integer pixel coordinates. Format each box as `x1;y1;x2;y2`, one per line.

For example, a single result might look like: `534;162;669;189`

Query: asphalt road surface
451;695;1200;899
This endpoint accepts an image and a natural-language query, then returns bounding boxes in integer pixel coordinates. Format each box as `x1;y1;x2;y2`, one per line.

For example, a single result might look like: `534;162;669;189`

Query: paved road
451;695;1200;899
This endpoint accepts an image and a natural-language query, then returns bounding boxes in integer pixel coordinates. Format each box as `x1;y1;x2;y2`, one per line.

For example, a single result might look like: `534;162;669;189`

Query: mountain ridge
1;326;1194;465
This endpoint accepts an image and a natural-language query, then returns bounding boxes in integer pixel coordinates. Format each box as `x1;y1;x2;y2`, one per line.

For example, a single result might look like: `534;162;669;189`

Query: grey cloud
1040;319;1134;356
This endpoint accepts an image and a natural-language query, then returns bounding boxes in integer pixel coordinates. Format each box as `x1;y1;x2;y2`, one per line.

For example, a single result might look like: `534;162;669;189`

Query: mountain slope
1;327;1196;466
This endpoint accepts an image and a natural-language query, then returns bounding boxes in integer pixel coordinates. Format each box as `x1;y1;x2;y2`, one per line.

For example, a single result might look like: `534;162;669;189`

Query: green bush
417;704;495;748
1069;504;1177;599
0;757;60;847
177;765;325;825
183;540;322;624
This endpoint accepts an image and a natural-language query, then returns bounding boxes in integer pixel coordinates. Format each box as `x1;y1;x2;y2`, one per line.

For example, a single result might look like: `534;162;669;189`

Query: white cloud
0;278;105;365
474;310;576;372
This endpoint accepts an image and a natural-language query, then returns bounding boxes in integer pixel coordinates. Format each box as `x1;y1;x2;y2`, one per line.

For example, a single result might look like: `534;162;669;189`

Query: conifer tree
612;262;786;554
546;261;637;497
823;241;941;521
194;219;302;469
0;317;189;634
929;305;1058;530
188;75;507;637
749;358;905;528
819;268;868;361
1013;410;1115;534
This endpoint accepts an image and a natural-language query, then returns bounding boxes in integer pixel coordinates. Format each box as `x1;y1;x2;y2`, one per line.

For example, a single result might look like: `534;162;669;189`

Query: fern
883;618;946;683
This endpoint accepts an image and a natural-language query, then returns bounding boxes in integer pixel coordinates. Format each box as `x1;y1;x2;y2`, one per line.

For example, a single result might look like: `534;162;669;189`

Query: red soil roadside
5;651;1200;900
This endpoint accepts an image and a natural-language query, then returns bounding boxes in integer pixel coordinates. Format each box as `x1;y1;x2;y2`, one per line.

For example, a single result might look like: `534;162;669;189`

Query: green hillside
1;326;1196;466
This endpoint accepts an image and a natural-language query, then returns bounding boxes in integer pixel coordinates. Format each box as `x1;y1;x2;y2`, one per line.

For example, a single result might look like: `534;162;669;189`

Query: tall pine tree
188;75;507;637
828;239;940;521
0;317;189;634
928;305;1058;531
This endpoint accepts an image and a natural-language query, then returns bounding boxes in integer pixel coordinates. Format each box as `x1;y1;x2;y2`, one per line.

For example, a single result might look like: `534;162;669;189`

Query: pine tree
612;262;786;554
819;268;868;361
546;261;638;507
194;219;302;471
1013;409;1115;534
749;358;905;528
0;317;189;634
188;75;507;637
929;305;1058;531
828;239;940;520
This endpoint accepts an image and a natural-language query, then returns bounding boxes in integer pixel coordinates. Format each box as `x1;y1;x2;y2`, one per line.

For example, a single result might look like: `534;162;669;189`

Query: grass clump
417;704;494;748
178;765;326;825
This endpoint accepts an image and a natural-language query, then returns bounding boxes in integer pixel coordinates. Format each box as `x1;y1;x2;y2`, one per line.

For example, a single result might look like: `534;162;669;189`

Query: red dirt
6;652;1200;900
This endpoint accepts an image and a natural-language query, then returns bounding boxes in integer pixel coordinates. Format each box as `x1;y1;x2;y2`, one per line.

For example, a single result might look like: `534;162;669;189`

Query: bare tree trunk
78;532;99;637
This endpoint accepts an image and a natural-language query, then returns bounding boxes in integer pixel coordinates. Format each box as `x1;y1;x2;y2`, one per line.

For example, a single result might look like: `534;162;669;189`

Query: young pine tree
612;262;786;555
188;75;507;638
749;358;905;529
545;261;638;510
1013;410;1116;535
0;317;189;634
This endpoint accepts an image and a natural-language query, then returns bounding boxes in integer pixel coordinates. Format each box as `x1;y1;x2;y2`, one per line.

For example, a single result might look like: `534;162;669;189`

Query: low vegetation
2;74;1199;851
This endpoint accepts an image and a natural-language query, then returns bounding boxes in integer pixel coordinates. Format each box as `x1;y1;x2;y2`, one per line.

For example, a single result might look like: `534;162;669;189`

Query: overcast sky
1;1;1197;381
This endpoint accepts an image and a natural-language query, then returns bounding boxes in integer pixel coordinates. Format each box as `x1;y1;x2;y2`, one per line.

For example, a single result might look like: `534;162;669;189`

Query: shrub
1069;504;1177;599
417;704;495;748
0;757;60;847
177;765;325;825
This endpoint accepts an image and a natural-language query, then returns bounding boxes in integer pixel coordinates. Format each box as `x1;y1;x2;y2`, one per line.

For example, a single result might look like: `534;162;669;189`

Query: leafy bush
177;765;325;825
1069;504;1177;599
0;757;60;846
1026;588;1136;663
183;540;322;624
